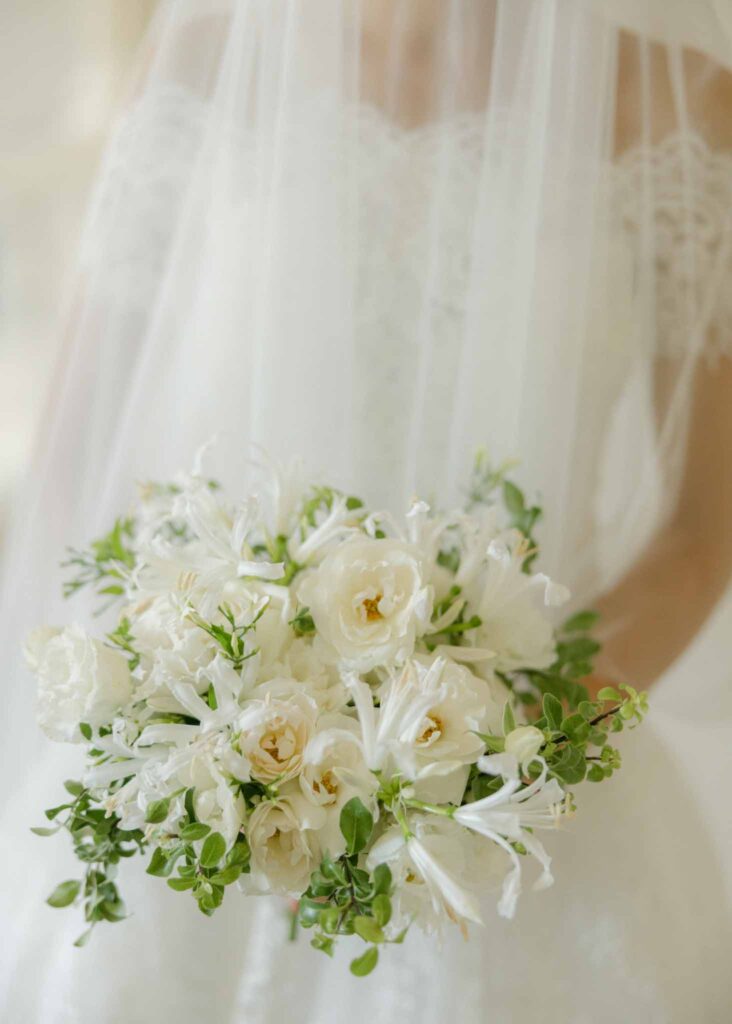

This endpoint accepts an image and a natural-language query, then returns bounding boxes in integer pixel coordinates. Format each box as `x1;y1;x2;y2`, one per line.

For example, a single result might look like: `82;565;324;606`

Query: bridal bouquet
27;452;646;976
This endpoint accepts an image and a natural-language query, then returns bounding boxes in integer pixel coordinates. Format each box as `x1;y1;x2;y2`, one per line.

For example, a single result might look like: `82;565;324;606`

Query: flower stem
405;799;455;818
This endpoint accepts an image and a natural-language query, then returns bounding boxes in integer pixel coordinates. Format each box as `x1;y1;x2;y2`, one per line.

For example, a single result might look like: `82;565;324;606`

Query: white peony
465;537;570;673
298;538;432;671
247;792;325;894
236;691;317;783
25;624;133;742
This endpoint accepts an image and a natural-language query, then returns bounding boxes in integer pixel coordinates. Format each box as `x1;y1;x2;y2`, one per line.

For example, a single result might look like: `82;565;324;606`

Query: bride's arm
589;357;732;694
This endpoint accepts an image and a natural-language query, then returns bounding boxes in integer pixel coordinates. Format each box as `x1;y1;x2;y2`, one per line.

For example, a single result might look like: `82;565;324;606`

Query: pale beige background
0;0;155;540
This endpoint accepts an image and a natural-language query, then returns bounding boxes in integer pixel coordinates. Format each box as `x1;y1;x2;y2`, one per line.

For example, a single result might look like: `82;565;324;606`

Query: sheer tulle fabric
1;2;731;1021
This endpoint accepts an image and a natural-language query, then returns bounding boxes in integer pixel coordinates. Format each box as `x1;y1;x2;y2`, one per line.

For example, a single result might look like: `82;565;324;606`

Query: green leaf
45;804;70;821
179;822;211;841
502;701;516;736
562;610;600;633
587;764;606;782
210;865;242;886
320;852;346;884
318;907;340;933
167;877;196;892
550;745;586;784
79;722;92;741
146;848;173;877
298;898;322;927
226;841;251;869
542;693;563;731
353;916;385;944
311;933;335;957
47;879;81;908
503;480;525;516
73;928;93;948
560;713;589;742
372;863;392;896
557;637;600;661
578;701;598;721
31;826;59;837
597;686;621;702
372;893;392;927
200;831;226;868
145;798;171;824
184;787;197;823
289;607;316;637
476;731;505;753
100;899;127;922
339;798;373;857
350;946;379;977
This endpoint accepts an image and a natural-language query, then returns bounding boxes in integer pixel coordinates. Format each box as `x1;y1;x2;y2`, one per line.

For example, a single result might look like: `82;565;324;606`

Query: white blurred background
0;0;155;545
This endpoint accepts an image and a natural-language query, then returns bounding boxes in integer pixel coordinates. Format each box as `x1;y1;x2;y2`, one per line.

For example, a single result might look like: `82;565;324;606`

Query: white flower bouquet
27;452;646;975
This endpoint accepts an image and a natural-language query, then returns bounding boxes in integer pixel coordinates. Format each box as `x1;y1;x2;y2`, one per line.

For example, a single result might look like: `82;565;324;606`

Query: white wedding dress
1;2;731;1021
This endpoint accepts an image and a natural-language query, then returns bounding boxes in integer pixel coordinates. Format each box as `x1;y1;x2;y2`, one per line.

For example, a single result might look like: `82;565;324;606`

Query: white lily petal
408;836;483;925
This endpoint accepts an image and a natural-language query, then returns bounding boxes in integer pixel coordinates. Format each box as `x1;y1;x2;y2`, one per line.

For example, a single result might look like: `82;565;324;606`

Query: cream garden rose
24;624;133;742
298;720;378;855
247;792;325;894
236;691;317;782
298;538;432;671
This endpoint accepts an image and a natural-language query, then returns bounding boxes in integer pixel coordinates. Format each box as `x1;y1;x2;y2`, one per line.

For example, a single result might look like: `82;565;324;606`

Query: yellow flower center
313;769;338;797
417;713;443;746
362;594;384;621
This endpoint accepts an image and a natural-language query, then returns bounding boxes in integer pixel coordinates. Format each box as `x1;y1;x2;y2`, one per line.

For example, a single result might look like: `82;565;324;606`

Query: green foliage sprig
106;616;141;671
34;782;146;946
471;683;648;802
147;791;251;917
62;518;136;604
289;606;316;637
297;797;403;977
187;601;267;672
521;610;602;710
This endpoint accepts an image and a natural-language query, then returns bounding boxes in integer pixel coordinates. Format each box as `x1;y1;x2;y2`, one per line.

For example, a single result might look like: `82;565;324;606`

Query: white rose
237;691;316;783
259;638;348;712
299;719;378;855
298;538;432;671
466;538;569;673
247;792;325;894
504;725;545;768
24;624;133;742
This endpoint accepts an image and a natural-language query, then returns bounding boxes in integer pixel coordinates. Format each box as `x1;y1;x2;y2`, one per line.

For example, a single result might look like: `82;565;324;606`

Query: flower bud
504;725;544;766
